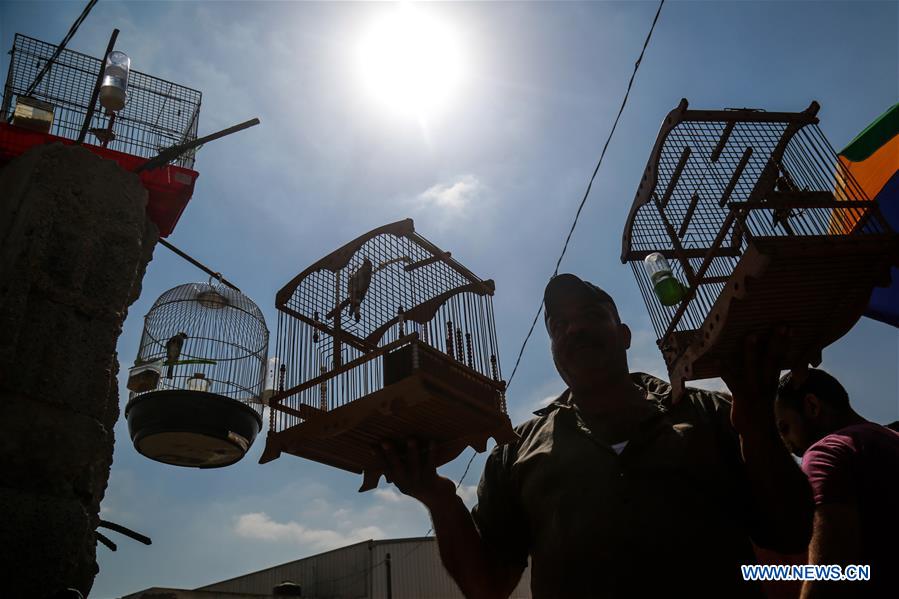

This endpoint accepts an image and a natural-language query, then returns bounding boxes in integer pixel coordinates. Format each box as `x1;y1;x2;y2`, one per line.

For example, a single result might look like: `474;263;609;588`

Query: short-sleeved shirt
471;373;766;599
802;422;899;598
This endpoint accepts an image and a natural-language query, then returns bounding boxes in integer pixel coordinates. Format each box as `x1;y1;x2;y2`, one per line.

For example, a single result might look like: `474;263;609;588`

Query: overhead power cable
505;0;666;393
267;2;667;586
24;0;98;97
419;0;668;569
7;0;98;124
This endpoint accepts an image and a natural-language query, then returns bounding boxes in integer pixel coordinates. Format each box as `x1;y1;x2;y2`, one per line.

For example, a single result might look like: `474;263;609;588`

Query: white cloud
417;174;484;211
371;478;477;509
372;488;413;504
508;377;565;424
454;483;478;508
533;394;558;410
234;512;385;551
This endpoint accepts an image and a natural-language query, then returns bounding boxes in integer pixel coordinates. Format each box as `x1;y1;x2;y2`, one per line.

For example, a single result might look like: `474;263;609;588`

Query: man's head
543;274;631;389
774;368;852;457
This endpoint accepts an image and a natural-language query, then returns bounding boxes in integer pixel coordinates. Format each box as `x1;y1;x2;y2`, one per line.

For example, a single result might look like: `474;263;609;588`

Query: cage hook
208;272;225;287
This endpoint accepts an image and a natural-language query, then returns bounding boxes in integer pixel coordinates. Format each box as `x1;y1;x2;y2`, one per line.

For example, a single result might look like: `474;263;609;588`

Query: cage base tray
260;372;517;492
125;390;262;468
665;234;899;396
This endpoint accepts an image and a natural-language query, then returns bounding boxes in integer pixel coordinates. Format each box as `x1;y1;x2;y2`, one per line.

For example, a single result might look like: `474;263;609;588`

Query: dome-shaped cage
125;281;269;468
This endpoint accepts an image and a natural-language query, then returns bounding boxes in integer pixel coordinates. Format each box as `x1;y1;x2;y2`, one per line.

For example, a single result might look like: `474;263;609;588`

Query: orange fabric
831;133;899;234
840;132;899;198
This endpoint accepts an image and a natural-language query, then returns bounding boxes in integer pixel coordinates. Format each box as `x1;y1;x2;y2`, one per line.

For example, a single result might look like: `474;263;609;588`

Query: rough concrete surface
0;143;159;597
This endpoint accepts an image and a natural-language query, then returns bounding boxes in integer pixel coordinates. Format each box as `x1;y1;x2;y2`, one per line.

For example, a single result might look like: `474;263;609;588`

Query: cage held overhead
622;99;899;397
261;219;516;491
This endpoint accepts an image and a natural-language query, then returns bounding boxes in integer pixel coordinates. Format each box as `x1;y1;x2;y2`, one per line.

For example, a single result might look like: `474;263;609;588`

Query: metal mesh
2;34;201;168
622;103;889;341
130;282;269;413
272;222;503;434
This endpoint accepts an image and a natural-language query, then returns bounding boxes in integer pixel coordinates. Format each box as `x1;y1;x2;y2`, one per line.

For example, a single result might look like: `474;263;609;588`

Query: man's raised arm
722;329;814;553
380;439;525;599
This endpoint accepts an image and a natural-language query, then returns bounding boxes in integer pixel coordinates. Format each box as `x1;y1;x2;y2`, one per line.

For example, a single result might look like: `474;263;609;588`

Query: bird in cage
165;332;188;378
621;99;899;399
262;219;516;491
125;282;269;469
771;164;804;235
327;257;373;323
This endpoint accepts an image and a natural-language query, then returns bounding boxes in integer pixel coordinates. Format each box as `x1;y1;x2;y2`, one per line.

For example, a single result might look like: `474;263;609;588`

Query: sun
357;5;464;118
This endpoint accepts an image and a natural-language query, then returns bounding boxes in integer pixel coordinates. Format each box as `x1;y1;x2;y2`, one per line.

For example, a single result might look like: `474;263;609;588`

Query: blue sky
2;1;898;597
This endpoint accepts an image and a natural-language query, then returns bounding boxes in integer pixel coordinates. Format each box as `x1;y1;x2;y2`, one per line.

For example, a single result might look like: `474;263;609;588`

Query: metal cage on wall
125;281;269;468
622;99;899;396
261;219;516;491
2;33;201;167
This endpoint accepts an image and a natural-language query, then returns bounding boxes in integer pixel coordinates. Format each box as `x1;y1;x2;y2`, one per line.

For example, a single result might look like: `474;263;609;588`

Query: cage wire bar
262;220;515;490
622;99;896;390
2;34;201;168
131;282;269;413
269;219;505;435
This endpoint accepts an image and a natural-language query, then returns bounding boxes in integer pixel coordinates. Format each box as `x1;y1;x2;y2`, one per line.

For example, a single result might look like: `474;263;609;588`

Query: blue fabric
865;170;899;327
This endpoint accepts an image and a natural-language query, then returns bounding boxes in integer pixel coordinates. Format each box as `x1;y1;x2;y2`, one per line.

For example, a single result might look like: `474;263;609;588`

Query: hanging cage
622;99;899;397
125;281;269;468
261;219;516;491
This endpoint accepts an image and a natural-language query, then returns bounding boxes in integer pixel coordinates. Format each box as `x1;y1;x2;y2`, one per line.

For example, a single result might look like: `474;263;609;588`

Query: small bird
165;332;188;379
772;174;799;236
347;258;373;322
326;258;374;322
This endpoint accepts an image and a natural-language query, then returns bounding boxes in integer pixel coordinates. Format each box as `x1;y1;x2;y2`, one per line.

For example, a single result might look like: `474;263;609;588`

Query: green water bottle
644;253;686;306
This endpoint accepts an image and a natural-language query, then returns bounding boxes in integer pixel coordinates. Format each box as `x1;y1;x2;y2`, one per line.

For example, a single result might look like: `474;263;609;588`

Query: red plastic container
0;122;198;237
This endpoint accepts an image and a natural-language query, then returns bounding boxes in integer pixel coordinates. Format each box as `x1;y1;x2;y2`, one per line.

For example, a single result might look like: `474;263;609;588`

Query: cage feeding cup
261;219;517;491
621;99;899;398
125;281;269;468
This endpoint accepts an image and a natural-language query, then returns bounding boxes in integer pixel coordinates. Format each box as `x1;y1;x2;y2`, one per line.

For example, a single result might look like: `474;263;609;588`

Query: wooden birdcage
622;99;899;397
260;219;516;491
125;281;269;468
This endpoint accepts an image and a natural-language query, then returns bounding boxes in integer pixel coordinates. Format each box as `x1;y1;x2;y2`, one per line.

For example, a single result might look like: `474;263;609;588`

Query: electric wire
358;0;670;579
20;0;98;100
239;2;667;588
505;0;665;394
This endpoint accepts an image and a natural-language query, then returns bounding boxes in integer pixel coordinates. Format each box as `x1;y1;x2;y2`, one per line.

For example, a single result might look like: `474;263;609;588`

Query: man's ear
620;322;632;350
803;393;822;419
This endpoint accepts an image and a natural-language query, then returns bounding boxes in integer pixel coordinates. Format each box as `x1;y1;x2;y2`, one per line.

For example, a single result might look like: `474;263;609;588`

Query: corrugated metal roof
194;537;532;599
198;539;371;598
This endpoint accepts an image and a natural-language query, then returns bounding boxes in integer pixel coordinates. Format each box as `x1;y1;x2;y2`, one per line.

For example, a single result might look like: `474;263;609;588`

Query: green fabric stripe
840;103;899;162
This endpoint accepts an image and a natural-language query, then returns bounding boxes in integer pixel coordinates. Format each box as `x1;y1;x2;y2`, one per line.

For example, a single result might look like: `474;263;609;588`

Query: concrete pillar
0;143;158;596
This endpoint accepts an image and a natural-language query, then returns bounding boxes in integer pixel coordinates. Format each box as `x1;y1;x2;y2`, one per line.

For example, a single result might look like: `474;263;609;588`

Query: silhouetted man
382;274;813;599
776;369;899;598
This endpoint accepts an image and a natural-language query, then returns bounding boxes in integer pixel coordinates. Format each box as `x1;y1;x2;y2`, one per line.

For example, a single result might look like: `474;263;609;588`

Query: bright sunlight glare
357;6;464;118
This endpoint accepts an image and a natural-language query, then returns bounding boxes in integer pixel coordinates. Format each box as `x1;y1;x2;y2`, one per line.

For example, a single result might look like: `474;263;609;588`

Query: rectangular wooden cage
261;219;516;491
621;100;899;396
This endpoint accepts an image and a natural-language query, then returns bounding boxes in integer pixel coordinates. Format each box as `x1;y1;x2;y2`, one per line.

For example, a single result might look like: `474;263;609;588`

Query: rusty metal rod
134;117;260;173
98;519;151;545
158;238;241;292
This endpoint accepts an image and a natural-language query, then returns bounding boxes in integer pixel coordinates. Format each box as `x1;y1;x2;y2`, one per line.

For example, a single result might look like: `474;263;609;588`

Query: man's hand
378;439;457;508
378;439;521;599
721;326;790;436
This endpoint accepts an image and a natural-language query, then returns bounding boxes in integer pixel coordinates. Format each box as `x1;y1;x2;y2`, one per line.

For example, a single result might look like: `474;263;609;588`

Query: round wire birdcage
125;280;269;468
